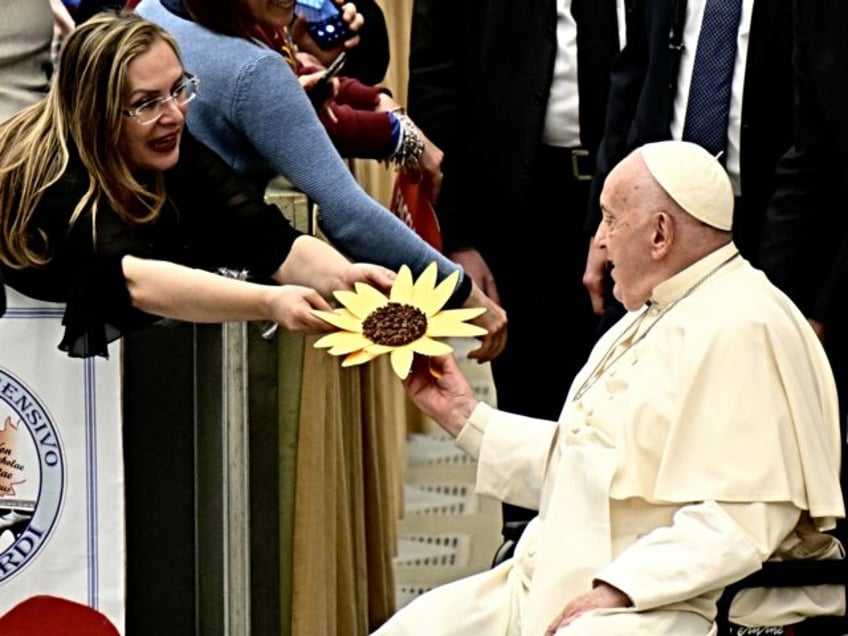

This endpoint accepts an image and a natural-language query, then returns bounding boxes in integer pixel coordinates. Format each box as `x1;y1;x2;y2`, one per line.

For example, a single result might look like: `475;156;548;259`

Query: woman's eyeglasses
123;73;200;125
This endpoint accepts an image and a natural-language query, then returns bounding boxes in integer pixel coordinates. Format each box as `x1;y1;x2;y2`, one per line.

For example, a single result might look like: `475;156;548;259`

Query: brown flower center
363;303;428;346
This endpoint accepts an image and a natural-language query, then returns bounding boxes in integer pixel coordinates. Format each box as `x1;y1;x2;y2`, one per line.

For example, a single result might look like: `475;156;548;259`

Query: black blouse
2;130;302;357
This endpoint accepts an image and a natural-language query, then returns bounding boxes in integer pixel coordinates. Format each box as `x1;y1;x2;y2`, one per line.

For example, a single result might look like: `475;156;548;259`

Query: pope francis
372;141;846;635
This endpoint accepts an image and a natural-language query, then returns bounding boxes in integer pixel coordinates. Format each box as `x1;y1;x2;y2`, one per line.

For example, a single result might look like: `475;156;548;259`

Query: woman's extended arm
234;55;465;295
122;256;330;333
122;233;395;331
122;254;335;332
273;235;395;297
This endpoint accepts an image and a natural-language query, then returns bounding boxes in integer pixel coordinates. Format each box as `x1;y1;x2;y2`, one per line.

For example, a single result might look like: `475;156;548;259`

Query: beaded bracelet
388;113;424;170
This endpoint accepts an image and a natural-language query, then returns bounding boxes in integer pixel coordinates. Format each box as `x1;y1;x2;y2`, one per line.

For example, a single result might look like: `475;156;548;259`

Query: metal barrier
124;181;401;635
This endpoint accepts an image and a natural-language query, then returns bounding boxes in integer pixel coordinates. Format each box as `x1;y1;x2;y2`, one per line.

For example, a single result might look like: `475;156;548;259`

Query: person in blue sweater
134;0;507;363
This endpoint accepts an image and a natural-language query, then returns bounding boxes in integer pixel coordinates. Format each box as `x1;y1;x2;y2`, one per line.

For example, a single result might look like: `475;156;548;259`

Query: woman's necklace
571;250;741;403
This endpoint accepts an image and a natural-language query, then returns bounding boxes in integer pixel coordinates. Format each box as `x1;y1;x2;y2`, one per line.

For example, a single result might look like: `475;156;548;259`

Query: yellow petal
354;281;390;307
426;321;488;338
390;265;414;304
338;308;357;320
313;331;371;350
410;337;454;356
328;334;374;355
390;346;415;379
342;349;379;367
364;343;393;355
419;269;459;316
333;288;385;319
412;262;439;307
434;307;487;322
310;309;363;333
427;310;488;337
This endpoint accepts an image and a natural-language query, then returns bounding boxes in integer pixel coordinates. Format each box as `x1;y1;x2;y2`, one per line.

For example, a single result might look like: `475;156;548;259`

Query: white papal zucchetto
639;140;734;231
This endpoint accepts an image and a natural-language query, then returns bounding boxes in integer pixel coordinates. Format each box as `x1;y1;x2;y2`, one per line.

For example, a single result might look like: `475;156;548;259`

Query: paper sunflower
311;262;487;379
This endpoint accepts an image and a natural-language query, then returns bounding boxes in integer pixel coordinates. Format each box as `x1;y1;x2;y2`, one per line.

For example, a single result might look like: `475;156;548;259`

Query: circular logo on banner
0;367;65;583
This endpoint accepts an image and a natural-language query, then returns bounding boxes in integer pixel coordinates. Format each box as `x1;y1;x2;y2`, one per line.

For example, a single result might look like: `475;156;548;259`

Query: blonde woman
0;12;394;357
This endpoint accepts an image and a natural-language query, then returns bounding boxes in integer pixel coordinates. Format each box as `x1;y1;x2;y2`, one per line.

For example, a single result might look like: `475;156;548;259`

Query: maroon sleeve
319;103;396;159
334;76;384;109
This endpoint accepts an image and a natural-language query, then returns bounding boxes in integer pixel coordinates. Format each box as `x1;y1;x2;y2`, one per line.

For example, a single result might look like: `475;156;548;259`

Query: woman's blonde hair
0;11;183;269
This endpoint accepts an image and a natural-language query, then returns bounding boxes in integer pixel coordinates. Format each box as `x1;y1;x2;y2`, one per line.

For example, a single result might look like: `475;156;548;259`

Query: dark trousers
487;144;603;534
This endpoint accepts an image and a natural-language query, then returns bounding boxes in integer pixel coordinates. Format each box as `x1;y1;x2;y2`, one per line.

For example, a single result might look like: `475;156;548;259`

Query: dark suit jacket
334;0;389;85
760;0;848;530
759;0;848;373
408;0;619;256
588;0;793;260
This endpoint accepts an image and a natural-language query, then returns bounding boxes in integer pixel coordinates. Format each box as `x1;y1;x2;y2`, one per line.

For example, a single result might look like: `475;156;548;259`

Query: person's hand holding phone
299;51;346;111
299;70;339;111
292;0;364;67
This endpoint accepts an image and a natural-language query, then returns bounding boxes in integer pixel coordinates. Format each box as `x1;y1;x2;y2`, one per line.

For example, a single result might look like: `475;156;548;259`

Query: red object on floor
0;595;120;635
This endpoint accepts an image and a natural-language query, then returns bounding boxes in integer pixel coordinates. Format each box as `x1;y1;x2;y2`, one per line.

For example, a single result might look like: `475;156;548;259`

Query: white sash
523;444;616;635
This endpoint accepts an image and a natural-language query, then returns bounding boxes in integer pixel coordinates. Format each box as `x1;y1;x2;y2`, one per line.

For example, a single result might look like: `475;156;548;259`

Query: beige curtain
290;353;411;635
290;5;420;635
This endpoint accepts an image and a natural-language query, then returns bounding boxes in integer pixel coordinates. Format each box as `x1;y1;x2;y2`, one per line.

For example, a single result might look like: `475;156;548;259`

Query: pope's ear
650;211;674;260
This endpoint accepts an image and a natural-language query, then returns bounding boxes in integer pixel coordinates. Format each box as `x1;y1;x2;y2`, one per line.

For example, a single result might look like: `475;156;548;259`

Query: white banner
0;288;124;631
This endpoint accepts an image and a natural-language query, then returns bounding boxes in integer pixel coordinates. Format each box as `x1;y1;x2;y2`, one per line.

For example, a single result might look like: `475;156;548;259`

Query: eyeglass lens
135;77;198;124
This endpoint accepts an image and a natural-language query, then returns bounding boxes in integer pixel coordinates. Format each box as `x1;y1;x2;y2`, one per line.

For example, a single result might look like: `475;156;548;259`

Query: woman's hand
449;248;500;305
340;262;396;295
267;285;337;333
462;281;507;363
274;236;394;300
415;130;444;203
298;68;339;112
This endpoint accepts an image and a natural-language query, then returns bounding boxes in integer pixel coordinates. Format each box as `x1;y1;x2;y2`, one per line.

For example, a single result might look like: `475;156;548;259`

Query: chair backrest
0;595;120;636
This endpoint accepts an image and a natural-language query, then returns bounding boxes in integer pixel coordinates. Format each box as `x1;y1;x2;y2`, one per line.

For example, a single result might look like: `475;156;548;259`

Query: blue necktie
682;0;743;158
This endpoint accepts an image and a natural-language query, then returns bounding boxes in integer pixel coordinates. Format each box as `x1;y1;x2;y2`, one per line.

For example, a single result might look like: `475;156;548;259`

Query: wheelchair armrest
716;558;848;634
491;519;532;568
726;558;848;591
491;538;517;568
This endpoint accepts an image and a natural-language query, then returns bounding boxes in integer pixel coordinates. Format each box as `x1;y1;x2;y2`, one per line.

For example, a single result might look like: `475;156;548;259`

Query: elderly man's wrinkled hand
544;582;632;635
403;355;478;438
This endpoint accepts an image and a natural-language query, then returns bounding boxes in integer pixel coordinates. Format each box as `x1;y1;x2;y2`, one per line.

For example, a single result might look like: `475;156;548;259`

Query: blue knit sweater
135;0;469;303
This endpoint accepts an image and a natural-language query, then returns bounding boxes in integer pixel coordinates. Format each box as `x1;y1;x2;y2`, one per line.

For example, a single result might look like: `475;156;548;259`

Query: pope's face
596;162;656;311
120;39;187;174
242;0;295;29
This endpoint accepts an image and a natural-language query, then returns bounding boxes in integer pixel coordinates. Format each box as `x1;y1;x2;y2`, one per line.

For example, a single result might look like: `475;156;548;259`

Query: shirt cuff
455;401;492;459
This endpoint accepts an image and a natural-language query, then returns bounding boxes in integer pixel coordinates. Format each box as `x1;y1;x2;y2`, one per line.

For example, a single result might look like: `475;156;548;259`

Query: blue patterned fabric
682;0;743;158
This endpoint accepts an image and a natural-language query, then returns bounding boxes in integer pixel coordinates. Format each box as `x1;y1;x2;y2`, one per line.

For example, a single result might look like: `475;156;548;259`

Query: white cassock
373;243;845;636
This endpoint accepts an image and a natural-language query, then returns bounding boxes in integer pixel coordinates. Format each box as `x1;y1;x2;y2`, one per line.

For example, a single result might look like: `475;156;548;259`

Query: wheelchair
492;519;848;635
